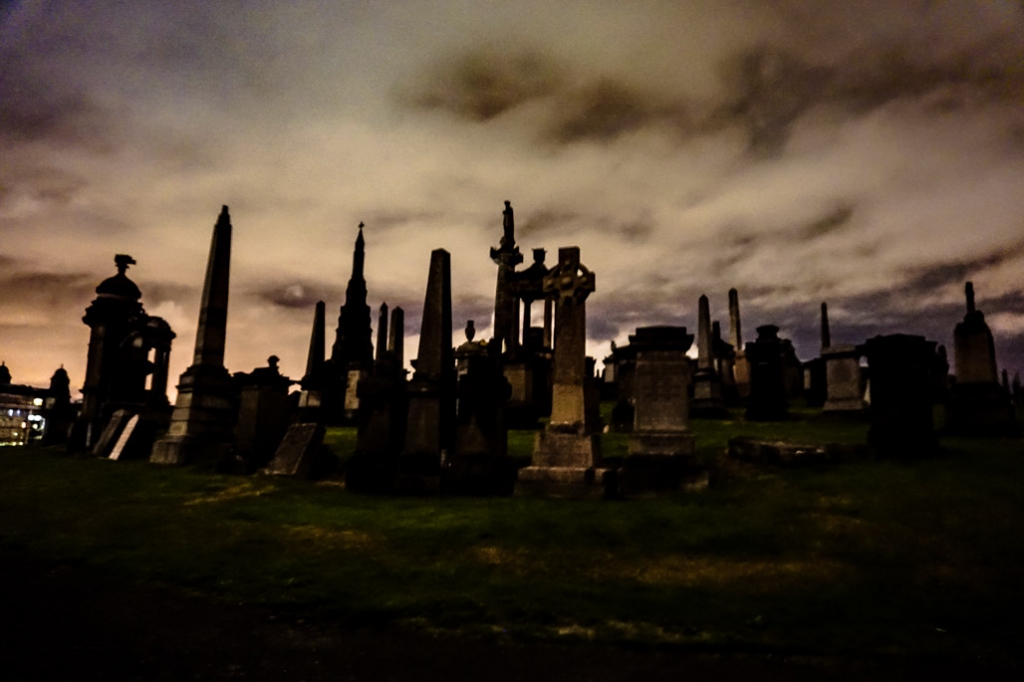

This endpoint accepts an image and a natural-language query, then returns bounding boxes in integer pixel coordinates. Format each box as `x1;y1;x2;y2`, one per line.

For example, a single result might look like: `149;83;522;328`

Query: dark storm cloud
901;236;1024;298
0;63;111;152
547;78;690;144
407;49;563;121
0;268;96;315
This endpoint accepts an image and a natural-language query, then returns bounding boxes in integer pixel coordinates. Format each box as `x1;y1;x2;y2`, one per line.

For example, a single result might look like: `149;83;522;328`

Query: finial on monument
114;254;136;275
465;320;476;343
359;221;365;230
965;281;975;314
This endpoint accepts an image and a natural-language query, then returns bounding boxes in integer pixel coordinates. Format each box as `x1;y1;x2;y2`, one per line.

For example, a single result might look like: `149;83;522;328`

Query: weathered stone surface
262;423;324;477
822;344;864;412
90;409;132;458
515;464;615;499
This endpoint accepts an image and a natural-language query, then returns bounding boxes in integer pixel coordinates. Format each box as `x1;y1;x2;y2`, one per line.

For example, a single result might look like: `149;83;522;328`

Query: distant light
21;422;27;428
32;398;43;406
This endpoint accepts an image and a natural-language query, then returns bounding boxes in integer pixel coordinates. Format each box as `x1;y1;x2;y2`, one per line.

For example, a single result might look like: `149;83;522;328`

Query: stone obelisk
295;300;326;421
398;249;455;492
729;288;750;398
691;294;726;417
151;206;236;465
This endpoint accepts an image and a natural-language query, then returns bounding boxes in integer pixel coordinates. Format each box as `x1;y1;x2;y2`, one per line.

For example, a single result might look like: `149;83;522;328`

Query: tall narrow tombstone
295;301;326;422
948;282;1017;435
691;295;726;417
820;301;831;351
517;247;610;497
729;288;751;398
375;303;389;364
712;320;739;406
151;206;237;465
398;249;455;493
744;325;788;421
623;326;696;494
861;334;936;456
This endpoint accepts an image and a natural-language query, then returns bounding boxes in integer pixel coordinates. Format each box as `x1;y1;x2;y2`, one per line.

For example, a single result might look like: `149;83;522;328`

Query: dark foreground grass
1;423;1023;667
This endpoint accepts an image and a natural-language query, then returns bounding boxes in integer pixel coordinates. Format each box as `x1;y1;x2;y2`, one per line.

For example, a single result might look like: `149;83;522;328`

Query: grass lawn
1;407;1022;667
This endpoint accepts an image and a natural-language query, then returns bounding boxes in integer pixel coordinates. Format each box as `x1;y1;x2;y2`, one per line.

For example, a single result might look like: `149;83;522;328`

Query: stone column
728;288;750;399
820;301;831;351
375;303;389;364
490;201;523;357
517;247;609;497
399;249;455;493
691;294;725;417
151;206;237;465
388;306;405;371
542;298;553;348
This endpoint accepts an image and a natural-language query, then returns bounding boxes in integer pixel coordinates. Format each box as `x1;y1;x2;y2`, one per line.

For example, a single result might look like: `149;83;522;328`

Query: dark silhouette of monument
325;223;375;423
70;254;175;451
151;206;236;465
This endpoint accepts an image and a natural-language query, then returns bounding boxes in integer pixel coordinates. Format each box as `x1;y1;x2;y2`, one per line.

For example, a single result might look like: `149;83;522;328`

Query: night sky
2;0;1023;397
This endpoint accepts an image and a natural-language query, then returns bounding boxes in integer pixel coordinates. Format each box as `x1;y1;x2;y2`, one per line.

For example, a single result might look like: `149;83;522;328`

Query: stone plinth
861;334;936;457
822;344;865;413
150;365;236;464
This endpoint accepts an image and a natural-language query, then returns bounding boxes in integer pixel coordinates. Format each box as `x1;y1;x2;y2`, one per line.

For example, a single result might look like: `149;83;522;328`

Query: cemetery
2;201;1023;678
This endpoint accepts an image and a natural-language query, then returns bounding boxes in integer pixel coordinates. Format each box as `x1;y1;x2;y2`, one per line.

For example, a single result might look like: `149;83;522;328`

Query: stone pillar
151;206;237;465
388;306;405;370
296;301;326;421
375;303;389;364
691;294;726;417
820;302;831;351
399;249;455;493
861;334;936;456
542;298;553;348
729;288;750;399
517;247;609;497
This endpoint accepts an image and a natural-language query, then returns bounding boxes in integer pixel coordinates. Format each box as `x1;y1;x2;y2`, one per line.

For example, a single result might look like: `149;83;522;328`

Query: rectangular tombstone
822;345;865;412
262;423;325;477
108;414;140;460
90;409;132;458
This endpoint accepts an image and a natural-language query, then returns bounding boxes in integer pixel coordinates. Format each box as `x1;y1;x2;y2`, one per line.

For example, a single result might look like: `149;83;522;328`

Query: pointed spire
302;301;326;388
820;301;831;351
352;222;366;281
192;205;232;367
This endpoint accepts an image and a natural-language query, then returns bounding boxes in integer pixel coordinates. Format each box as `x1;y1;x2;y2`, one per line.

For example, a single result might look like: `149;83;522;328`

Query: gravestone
108;414;140;460
151;207;237;465
446;321;514;495
233;356;293;471
712;321;739;406
398;249;455;494
90;409;133;458
947;282;1017;436
860;334;937;457
822;345;864;412
262;422;325;477
517;247;611;497
691;295;726;417
745;325;788;421
623;326;697;493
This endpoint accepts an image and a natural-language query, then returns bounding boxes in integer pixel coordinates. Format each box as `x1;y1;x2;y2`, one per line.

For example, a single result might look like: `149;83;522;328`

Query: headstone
822;345;865;412
623;326;697;494
860;334;936;456
398;249;455;493
691;295;726;417
262;423;325;477
90;409;133;458
517;247;611;497
347;357;407;493
745;325;788;421
232;356;293;470
947;282;1017;436
108;414;140;460
445;321;513;494
729;288;751;399
151;206;237;465
712;321;739;406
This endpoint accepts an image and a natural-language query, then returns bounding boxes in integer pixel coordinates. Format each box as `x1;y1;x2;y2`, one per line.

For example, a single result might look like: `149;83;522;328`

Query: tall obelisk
151;206;236;465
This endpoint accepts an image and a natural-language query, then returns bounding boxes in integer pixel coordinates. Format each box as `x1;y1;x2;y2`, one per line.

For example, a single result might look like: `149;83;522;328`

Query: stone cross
542;247;595;429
